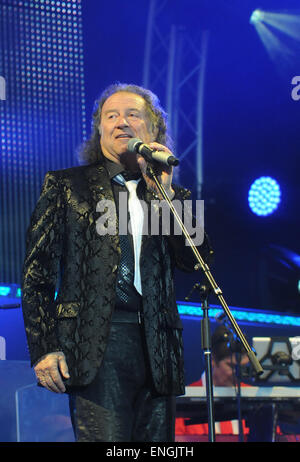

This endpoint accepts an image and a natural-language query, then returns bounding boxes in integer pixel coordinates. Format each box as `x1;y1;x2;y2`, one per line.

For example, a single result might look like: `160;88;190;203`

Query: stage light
250;9;264;25
0;286;11;296
177;303;300;327
0;0;87;283
250;9;300;75
258;11;300;42
248;176;281;216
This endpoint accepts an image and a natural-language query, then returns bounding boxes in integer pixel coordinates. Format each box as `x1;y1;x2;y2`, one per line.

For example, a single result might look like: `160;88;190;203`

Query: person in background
176;324;250;439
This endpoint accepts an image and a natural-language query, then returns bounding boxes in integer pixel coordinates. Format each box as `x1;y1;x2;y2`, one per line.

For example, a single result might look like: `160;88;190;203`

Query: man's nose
116;115;129;127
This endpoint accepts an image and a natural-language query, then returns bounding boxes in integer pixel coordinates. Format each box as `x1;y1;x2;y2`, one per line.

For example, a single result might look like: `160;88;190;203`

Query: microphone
127;138;180;166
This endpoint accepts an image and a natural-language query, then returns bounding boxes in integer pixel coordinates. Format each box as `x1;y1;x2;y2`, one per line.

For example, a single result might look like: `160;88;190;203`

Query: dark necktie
113;174;143;310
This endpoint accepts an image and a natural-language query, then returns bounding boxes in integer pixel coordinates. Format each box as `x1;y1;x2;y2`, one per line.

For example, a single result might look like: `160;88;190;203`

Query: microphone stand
235;350;244;442
217;318;245;442
186;283;215;442
146;163;264;439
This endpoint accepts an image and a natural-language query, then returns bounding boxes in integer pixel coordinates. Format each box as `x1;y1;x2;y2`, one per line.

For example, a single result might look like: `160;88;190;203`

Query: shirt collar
104;157;124;179
104;157;142;181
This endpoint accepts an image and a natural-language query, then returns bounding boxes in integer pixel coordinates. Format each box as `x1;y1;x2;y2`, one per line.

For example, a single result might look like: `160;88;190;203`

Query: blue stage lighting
177;303;300;327
248;176;281;216
0;286;11;296
0;0;86;283
250;9;264;25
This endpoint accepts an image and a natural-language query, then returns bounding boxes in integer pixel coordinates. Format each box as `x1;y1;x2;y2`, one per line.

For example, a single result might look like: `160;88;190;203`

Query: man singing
22;82;212;442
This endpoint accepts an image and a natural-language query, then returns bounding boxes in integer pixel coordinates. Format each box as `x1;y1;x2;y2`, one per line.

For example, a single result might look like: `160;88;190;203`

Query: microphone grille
127;138;142;153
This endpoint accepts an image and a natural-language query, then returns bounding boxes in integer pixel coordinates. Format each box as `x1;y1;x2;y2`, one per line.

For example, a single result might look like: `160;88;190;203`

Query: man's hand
34;351;70;393
137;142;175;200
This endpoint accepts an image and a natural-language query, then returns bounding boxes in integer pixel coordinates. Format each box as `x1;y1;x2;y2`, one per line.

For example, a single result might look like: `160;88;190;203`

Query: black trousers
68;320;176;442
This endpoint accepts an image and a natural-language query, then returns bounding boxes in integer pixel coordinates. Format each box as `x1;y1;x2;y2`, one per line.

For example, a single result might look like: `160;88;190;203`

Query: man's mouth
115;134;133;139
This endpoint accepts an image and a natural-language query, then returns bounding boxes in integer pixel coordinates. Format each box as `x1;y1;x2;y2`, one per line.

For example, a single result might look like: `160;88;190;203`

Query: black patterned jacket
21;160;212;396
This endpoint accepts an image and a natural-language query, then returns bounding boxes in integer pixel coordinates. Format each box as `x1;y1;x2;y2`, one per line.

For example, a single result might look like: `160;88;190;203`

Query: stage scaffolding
142;0;209;198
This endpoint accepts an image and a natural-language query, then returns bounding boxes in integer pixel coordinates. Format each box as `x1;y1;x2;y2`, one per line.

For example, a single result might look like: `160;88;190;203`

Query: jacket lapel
84;162;120;250
85;162;114;204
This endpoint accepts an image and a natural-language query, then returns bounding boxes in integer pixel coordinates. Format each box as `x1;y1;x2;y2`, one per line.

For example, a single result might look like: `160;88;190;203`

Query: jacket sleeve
165;184;214;273
21;171;65;366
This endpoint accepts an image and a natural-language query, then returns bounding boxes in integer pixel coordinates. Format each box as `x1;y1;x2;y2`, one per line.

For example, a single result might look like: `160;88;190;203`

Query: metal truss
143;0;209;198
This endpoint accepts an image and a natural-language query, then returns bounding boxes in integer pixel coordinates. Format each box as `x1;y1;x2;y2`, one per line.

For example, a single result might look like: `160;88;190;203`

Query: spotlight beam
255;21;295;61
262;12;300;41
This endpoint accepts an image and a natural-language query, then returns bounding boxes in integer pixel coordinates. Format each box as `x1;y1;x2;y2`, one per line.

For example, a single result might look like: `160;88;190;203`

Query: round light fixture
248;176;281;216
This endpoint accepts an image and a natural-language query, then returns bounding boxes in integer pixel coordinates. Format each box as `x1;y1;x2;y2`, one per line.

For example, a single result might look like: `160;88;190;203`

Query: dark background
81;0;300;313
1;0;300;312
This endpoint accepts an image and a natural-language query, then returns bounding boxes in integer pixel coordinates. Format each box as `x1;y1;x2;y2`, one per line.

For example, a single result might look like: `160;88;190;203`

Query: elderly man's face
99;91;157;168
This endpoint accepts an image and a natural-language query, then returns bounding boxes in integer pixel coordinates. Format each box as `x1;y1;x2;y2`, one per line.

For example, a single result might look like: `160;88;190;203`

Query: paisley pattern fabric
69;322;176;442
21;160;212;396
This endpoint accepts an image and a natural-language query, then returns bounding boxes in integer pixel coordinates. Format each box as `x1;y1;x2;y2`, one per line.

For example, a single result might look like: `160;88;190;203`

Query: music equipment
176;386;300;424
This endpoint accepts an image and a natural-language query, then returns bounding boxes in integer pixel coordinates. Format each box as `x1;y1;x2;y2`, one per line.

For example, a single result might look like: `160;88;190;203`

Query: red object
175;378;250;437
